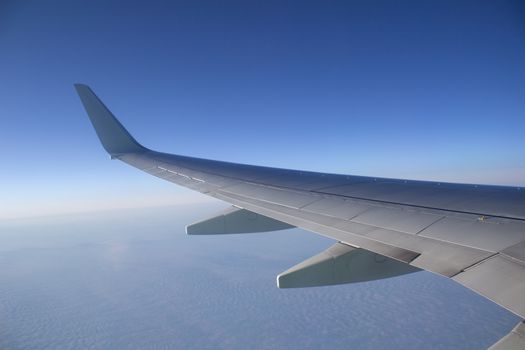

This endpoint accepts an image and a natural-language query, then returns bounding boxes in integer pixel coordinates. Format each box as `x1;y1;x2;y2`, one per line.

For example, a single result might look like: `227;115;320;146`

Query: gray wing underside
75;84;525;322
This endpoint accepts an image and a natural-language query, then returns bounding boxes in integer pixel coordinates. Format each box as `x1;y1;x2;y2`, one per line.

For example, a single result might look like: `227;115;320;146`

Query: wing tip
75;84;147;155
74;83;91;93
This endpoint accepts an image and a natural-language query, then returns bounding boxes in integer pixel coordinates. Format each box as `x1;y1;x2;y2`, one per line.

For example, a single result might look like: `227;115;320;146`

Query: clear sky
1;0;524;219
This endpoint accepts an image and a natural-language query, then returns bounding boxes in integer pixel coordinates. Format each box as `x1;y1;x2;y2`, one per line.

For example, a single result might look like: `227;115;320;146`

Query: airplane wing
75;84;525;349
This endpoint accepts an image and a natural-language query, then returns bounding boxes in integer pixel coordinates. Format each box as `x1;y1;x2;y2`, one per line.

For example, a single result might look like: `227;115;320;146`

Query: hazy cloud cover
0;204;518;349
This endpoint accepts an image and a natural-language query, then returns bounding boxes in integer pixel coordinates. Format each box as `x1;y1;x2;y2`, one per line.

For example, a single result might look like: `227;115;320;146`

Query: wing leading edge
76;85;525;349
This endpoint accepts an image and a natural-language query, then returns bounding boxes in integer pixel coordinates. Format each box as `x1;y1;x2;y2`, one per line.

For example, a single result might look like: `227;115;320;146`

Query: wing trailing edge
488;321;525;350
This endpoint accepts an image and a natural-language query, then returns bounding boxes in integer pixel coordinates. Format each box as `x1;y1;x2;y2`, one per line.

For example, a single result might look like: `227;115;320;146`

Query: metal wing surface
76;84;525;348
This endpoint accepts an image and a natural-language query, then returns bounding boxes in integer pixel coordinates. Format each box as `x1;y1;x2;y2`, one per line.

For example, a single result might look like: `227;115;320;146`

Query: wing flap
488;321;525;350
419;217;525;252
351;206;444;234
454;254;525;318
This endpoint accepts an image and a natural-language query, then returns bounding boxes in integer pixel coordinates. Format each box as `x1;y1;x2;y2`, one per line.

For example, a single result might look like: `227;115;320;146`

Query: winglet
75;84;147;156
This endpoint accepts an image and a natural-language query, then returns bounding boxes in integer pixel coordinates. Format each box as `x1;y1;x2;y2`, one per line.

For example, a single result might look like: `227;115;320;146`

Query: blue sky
1;0;524;219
